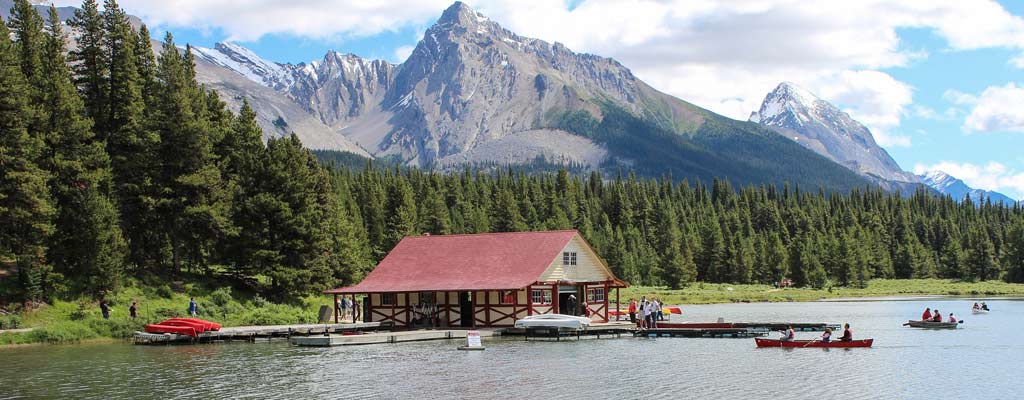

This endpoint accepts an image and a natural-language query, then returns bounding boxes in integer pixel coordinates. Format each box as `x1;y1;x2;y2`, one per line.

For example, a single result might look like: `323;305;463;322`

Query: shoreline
5;279;1024;348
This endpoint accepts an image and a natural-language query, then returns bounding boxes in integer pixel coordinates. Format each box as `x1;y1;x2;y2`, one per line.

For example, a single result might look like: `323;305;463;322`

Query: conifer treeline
331;166;1024;289
1;0;367;302
2;0;1023;305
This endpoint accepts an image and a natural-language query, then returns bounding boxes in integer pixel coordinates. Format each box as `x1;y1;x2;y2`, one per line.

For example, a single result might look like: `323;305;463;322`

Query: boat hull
755;338;873;348
972;309;988;314
144;324;198;337
903;320;960;329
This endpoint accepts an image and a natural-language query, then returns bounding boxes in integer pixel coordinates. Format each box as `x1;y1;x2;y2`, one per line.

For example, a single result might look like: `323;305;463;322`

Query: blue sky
59;0;1024;199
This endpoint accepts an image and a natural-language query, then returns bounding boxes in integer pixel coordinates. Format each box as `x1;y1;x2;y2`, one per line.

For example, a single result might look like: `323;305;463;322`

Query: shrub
29;321;97;343
155;285;174;299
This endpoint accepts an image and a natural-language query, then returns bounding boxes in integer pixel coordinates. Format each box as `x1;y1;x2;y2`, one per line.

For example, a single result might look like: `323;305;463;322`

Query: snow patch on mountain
193;42;296;90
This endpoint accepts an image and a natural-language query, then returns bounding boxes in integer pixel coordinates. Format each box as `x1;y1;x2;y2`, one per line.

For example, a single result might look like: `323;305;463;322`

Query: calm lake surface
2;298;1020;399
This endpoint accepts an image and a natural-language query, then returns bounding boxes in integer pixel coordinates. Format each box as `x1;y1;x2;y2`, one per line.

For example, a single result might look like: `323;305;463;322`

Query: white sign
466;330;482;347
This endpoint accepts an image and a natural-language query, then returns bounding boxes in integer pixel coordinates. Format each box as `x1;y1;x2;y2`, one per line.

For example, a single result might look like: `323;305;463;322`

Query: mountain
195;2;868;191
918;171;1018;206
750;82;923;193
13;1;871;191
2;0;370;156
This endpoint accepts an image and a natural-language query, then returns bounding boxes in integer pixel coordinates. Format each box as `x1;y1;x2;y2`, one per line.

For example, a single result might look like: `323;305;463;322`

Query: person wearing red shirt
628;299;637;324
921;308;932;321
932;309;942;322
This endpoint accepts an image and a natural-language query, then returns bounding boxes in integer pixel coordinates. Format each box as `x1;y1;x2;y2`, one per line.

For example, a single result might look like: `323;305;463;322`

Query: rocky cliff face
750;82;919;185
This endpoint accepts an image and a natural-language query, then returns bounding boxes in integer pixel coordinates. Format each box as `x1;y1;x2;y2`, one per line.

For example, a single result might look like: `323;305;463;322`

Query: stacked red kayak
144;318;221;337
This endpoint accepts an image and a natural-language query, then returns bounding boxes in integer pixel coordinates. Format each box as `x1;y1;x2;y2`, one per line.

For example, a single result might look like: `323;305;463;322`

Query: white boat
972;308;989;314
514;314;592;330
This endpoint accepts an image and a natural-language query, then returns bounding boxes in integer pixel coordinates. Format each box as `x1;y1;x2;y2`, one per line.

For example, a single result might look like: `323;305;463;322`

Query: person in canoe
982;302;990;311
921;307;932;321
948;313;957;323
820;327;832;343
972;302;980;311
838;323;853;342
931;309;942;322
781;326;796;341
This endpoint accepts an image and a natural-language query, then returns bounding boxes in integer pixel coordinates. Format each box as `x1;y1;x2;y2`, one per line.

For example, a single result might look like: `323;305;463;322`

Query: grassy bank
621;279;1024;306
0;282;332;346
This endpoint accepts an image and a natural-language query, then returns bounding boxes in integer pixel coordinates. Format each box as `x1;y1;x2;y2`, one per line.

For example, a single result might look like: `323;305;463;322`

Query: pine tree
0;18;55;302
492;188;526;232
41;6;125;293
67;0;108;128
1003;222;1024;283
154;34;230;272
697;217;725;282
383;177;418;250
966;227;998;281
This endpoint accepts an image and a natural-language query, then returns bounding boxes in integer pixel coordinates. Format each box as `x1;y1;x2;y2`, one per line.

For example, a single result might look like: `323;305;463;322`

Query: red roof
326;230;617;294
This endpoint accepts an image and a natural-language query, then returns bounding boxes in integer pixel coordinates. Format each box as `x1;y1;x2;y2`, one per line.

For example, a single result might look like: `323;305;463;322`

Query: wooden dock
657;322;839;332
290;329;498;347
133;322;382;345
635;328;767;338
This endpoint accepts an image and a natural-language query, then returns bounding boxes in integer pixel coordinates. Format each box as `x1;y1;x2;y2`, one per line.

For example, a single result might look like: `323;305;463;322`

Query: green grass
619;279;1024;306
1;281;335;346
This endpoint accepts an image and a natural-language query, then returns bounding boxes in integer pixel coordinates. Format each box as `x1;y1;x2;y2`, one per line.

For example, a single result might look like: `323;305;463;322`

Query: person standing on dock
628;299;637;324
189;297;198;317
100;300;110;320
129;301;138;319
567;294;577;316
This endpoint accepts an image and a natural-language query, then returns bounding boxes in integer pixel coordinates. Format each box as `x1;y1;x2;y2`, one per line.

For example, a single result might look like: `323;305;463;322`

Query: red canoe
164;318;221;332
144;324;198;337
160;319;209;332
755;338;873;348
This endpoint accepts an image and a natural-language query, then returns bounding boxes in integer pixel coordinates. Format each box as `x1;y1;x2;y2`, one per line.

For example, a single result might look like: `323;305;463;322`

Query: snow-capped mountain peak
918;170;1018;206
749;82;820;124
749;82;920;186
193;42;296;91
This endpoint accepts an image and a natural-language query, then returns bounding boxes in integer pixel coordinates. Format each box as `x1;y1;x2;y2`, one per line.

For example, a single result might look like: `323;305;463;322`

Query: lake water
2;298;1019;399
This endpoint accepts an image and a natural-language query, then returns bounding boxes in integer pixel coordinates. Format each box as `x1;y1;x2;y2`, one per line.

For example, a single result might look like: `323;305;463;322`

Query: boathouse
325;230;627;328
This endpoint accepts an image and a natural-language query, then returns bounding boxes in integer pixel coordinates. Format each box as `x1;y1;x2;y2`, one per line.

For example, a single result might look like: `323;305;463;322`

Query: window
380;293;396;306
587;288;605;303
418;292;436;304
500;290;515;305
562;251;577;266
530;289;552;304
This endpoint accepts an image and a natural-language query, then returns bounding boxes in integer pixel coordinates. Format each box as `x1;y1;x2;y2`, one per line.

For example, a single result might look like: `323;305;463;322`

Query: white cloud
960;83;1024;133
84;0;1024;148
1011;54;1024;68
913;161;1024;199
393;45;415;63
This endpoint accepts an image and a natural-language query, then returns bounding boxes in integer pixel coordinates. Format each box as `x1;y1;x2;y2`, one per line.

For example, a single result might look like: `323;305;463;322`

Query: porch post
333;294;339;323
615;286;620;321
551;282;559;315
526;285;533;316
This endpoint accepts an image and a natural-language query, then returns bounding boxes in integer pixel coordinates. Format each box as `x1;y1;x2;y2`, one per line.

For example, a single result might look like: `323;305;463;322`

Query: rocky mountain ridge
750;82;919;185
918;171;1018;206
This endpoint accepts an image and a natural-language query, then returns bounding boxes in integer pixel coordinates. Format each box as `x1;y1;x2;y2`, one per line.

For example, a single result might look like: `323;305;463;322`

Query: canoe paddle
802;337;820;348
